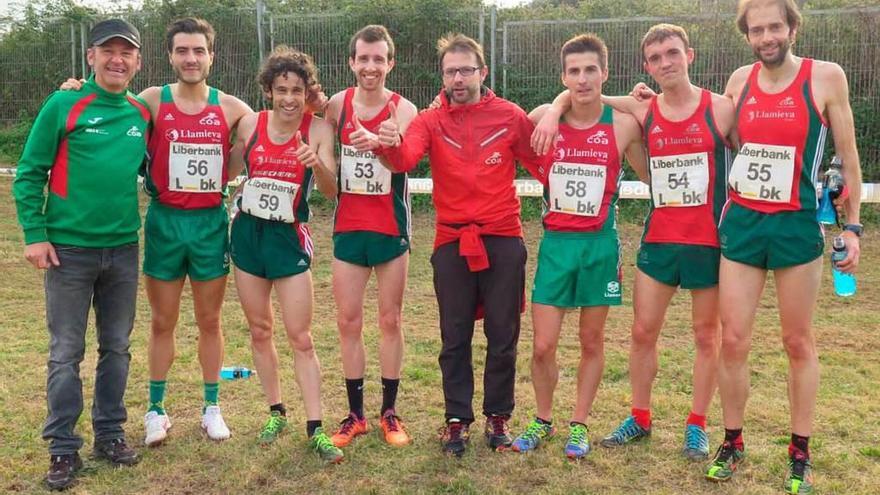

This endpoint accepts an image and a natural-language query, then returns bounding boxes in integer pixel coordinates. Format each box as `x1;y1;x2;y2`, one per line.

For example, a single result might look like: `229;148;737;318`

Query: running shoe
379;409;411;447
683;424;710;460
309;427;344;463
705;441;745;482
484;415;513;451
258;411;287;445
784;451;814;494
330;412;368;448
144;410;171;447
201;405;231;441
439;419;470;457
600;415;651;448
45;453;82;491
511;418;556;453
565;423;591;459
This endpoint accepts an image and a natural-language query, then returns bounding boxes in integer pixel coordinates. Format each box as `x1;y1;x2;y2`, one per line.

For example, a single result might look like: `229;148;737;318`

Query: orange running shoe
379;409;411;447
330;413;368;448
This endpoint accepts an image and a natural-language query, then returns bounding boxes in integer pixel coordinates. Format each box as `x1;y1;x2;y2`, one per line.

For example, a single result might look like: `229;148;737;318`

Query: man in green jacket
13;19;150;491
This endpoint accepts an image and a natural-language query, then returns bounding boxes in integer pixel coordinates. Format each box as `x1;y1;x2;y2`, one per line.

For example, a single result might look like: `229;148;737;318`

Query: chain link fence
501;7;880;177
1;5;878;178
268;9;486;109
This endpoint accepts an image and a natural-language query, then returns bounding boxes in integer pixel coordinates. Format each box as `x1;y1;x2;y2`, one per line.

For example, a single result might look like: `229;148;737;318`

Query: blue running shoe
683;424;710;460
600;415;650;448
565;423;590;459
511;418;555;452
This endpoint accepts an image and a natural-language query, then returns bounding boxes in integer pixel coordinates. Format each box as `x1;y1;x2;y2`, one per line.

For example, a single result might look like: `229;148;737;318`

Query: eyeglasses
442;66;481;78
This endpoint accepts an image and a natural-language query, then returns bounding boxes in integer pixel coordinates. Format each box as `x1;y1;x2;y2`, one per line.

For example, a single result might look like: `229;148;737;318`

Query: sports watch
843;223;863;237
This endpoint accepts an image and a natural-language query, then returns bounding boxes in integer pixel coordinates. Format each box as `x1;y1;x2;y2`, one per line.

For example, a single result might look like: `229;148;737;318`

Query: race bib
728;142;795;203
240;177;299;223
168;142;224;193
650;151;709;208
340;145;392;195
548;162;606;217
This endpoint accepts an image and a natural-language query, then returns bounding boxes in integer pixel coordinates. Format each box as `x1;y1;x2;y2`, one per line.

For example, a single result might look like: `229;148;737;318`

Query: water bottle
220;366;255;380
831;235;856;297
817;156;844;225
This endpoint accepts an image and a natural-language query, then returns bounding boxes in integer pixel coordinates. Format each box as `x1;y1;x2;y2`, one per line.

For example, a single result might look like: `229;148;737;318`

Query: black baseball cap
89;19;141;48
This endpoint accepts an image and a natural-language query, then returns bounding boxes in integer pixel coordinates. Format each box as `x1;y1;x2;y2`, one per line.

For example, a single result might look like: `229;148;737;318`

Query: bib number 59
258;194;279;212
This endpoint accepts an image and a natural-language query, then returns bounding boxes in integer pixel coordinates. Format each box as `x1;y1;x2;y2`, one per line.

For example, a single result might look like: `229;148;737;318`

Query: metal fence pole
501;21;507;98
256;0;265;62
70;23;76;78
79;22;86;78
269;11;275;51
489;5;496;90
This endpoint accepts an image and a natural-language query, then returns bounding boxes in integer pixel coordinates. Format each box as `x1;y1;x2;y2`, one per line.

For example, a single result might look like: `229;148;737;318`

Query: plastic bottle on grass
221;366;255;380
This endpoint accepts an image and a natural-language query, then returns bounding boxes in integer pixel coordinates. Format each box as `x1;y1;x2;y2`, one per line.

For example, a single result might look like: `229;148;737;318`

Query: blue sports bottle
831;235;856;297
817;156;844;225
220;366;255;380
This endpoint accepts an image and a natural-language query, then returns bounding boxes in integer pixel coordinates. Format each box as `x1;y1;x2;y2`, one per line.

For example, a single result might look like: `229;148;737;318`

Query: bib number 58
565;180;588;198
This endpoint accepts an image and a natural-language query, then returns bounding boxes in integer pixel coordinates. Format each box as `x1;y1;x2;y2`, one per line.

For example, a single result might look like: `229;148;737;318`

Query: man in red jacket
374;33;544;457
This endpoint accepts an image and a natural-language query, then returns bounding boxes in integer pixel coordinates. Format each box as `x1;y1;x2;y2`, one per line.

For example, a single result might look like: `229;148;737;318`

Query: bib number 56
187;159;209;176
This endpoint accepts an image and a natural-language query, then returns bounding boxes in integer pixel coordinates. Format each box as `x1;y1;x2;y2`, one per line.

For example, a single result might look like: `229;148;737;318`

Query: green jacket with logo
13;76;151;247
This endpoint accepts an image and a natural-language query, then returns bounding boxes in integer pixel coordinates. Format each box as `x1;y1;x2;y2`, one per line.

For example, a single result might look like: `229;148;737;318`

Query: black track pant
431;235;527;423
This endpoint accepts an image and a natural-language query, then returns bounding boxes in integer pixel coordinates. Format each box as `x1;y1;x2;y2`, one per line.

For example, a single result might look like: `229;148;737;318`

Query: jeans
42;243;138;455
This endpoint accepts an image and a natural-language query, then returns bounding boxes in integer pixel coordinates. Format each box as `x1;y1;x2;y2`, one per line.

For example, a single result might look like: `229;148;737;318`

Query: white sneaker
201;405;231;441
144;410;171;446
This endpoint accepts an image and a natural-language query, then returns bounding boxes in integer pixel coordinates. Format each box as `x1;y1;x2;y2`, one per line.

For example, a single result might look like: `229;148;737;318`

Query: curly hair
257;45;319;94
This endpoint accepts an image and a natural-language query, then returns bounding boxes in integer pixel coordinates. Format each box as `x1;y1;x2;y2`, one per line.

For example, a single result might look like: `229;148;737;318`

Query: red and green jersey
642;89;731;247
13;76;150;247
239;111;314;224
145;85;231;209
334;87;411;238
730;58;828;213
541;104;622;234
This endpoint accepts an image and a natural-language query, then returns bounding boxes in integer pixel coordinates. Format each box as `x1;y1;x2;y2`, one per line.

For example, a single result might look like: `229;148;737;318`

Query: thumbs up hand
294;131;319;168
377;101;401;148
348;110;380;152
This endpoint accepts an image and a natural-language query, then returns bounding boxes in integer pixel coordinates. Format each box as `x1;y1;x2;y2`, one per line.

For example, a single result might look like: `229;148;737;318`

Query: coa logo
199;112;222;126
484;151;503;165
777;96;795;108
126;126;143;138
586;130;609;145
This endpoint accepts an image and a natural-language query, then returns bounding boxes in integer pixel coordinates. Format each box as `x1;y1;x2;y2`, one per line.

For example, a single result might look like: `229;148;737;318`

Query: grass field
0;176;878;494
